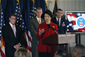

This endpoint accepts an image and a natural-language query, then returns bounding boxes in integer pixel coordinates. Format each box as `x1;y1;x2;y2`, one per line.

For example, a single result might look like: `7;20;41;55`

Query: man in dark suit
2;14;26;57
51;9;68;51
29;7;44;57
51;9;67;34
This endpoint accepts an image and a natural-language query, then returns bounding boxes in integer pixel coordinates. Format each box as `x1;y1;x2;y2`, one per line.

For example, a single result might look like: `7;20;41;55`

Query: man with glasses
2;13;26;57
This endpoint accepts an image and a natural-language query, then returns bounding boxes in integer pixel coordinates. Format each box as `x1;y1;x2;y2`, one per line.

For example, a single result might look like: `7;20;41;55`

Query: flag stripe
15;0;32;57
0;0;6;57
25;31;32;42
67;12;85;32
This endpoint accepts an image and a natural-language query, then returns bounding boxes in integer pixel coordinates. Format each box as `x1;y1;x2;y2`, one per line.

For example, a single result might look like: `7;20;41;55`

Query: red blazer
36;22;58;52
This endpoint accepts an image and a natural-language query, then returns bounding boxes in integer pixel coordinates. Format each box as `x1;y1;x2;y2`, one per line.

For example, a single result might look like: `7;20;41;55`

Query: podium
43;33;58;45
42;33;75;57
42;33;59;57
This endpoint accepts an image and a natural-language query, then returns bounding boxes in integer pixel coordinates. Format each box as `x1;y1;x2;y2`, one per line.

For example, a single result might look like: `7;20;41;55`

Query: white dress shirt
36;16;41;24
9;22;16;36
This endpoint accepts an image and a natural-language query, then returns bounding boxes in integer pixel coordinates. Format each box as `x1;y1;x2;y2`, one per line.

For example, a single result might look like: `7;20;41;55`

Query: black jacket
2;24;26;57
51;17;67;34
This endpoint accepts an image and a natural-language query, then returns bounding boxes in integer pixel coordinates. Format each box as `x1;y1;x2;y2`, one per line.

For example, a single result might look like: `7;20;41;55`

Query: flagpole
45;0;48;9
0;0;2;29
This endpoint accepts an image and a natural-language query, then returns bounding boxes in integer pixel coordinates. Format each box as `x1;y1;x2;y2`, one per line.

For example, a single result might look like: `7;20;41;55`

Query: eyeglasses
11;18;16;20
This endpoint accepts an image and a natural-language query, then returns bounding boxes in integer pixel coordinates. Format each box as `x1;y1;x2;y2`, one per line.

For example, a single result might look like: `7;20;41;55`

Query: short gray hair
14;47;30;57
36;7;42;11
73;45;85;57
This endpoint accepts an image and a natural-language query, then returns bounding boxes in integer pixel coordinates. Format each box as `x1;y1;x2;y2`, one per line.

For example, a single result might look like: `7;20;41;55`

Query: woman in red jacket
36;10;58;57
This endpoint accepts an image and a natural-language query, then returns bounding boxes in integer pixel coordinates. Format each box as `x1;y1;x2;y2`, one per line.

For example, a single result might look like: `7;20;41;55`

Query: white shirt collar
36;16;41;22
9;22;15;28
56;17;61;21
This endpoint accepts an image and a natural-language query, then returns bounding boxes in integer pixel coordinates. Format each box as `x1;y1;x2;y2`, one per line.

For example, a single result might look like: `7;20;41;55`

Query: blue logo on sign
77;17;84;27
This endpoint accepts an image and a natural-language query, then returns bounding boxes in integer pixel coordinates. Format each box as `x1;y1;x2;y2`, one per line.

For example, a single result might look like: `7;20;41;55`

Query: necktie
58;19;59;26
39;19;41;24
12;25;16;37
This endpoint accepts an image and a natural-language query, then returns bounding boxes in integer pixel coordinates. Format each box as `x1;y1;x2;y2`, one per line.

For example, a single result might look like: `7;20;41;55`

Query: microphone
48;25;57;33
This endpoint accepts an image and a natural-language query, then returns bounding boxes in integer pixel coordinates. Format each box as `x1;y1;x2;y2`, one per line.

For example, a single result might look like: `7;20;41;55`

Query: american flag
15;0;32;57
30;7;36;19
67;12;85;32
15;0;20;26
30;0;37;19
0;0;6;56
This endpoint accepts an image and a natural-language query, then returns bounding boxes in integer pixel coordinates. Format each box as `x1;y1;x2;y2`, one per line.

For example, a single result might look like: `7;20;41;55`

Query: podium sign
58;33;75;44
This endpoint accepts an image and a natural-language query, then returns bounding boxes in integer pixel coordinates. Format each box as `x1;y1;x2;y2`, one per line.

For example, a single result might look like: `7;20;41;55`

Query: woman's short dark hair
42;9;53;19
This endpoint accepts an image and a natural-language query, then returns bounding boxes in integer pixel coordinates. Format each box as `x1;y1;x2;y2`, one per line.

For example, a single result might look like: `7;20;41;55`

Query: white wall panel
57;0;85;14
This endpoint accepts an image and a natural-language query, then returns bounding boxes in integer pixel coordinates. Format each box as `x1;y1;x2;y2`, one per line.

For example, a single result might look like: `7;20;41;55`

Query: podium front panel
58;34;75;44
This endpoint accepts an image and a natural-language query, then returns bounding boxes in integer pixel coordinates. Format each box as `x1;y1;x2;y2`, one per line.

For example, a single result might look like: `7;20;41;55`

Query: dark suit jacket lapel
15;25;18;38
54;17;58;24
35;17;39;25
35;17;44;24
60;18;63;27
8;24;16;38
